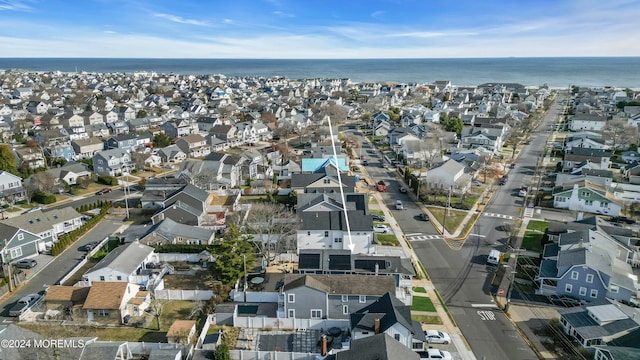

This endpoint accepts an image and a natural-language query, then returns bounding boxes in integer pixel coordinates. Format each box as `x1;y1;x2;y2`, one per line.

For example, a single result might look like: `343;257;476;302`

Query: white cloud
153;13;209;26
103;30;116;34
0;0;30;11
272;10;294;18
223;19;233;24
371;10;384;18
389;31;478;38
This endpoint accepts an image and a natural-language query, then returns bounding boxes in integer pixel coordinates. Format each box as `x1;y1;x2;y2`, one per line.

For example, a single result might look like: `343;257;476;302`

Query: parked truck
376;180;387;192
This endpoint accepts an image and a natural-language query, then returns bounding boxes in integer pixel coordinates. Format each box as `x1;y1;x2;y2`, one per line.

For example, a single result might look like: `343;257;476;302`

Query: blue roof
301;157;349;173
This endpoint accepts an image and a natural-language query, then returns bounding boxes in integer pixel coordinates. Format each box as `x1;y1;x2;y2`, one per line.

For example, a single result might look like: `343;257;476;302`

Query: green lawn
522;220;548;252
368;196;378;205
427;207;468;234
369;209;384;216
375;234;399;246
411;314;442;325
411;296;436;312
413;287;427;293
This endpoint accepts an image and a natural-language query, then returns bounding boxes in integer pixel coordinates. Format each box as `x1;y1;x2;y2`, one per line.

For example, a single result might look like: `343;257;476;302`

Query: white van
395;200;404;210
487;250;501;265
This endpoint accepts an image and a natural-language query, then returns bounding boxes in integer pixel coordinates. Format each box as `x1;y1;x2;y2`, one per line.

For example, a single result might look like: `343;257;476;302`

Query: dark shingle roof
282;274;395;295
327;333;419;360
351;293;414;334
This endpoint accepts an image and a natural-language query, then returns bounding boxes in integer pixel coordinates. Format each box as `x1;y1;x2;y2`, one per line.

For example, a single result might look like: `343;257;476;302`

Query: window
610;285;619;293
334;238;343;243
307;231;310;236
288;294;295;303
117;276;122;281
9;248;22;259
341;295;348;302
586;274;594;283
288;309;295;318
565;284;573;293
359;295;366;303
99;276;105;281
342;305;349;315
324;231;329;237
584;200;593;206
571;271;579;280
310;309;322;319
581;191;590;197
413;342;423;349
17;233;24;241
579;287;587;296
98;310;109;316
590;289;598;298
394;334;400;341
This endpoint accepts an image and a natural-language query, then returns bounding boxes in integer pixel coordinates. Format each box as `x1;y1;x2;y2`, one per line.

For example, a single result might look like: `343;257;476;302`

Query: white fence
157;252;212;263
57;237;109;285
229;350;320;360
154;289;214;301
230;291;280;303
127;342;187;354
233;316;349;331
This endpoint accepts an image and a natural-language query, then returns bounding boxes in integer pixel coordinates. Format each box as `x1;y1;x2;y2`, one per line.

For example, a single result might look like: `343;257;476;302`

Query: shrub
32;190;56;204
97;175;117;186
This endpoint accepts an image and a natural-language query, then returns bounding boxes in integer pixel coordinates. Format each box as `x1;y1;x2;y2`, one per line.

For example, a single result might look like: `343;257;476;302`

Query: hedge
97;175;118;186
153;244;212;253
51;201;112;256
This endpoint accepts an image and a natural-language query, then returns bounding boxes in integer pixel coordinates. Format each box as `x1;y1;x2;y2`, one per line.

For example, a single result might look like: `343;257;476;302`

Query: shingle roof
45;285;90;303
166;320;196;337
282;274;395;295
86;242;154;275
2;207;81;234
350;292;414;334
83;282;129;310
327;333;419;360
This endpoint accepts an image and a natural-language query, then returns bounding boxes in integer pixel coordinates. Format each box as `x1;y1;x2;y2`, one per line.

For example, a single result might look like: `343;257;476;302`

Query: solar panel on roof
328;255;351;270
354;259;387;271
298;253;320;269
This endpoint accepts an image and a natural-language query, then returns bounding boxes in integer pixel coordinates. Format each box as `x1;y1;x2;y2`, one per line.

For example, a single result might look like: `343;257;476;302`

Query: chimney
374;318;380;334
321;335;327;356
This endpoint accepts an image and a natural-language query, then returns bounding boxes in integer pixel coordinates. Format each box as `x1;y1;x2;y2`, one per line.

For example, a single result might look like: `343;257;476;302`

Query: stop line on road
405;233;444;242
482;213;515;220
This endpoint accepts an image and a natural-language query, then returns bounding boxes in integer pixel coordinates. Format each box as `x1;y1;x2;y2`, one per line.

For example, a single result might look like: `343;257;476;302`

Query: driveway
0;217;125;318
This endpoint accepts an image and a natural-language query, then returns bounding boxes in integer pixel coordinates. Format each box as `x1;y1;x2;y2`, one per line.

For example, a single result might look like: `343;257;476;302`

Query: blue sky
1;0;639;58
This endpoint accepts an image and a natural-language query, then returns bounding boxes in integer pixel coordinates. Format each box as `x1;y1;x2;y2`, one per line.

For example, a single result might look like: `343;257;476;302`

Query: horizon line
1;56;640;60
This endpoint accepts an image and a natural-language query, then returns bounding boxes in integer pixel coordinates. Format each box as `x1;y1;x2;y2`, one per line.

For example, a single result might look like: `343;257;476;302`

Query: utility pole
124;173;130;220
243;254;247;303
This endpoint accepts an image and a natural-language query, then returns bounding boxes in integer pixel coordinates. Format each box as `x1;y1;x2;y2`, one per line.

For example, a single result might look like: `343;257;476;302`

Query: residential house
127;118;150;133
150;184;212;226
460;126;505;154
208;124;238;146
175;134;211;158
0;171;26;205
166;320;197;345
45;143;75;162
2;207;83;251
0;224;42;263
558;302;640;347
296;192;374;254
85;123;111;138
563;148;612;173
325;333;420;360
60;113;85;128
71;137;105;160
291;173;357;194
83;282;150;324
593;346;640;360
82;242;157;285
297;249;414;305
26;101;48;114
114;105;136;121
564;135;609;152
424;159;472;194
281;274;396;320
160;119;193;139
33;161;92;187
196;116;223;133
537;227;638;303
93;148;134;176
301;157;350;174
107;120;130;135
552;180;621;216
140;177;189;209
34;128;70;147
351;293;426;352
622;151;640;164
44;285;90;311
86;111;104;125
157;145;187;164
569;113;608;132
139;218;216;246
102;109;119;123
373;120;391;137
15;147;46;170
104;133;138;151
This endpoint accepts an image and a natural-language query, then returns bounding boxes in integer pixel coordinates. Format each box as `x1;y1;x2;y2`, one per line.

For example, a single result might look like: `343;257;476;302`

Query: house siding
558;267;608;302
284;286;326;319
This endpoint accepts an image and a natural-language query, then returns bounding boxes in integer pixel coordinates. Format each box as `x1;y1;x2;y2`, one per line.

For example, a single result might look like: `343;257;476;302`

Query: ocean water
0;57;639;88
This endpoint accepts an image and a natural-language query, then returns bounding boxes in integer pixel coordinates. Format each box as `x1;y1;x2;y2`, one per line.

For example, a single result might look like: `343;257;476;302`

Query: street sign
498;289;504;296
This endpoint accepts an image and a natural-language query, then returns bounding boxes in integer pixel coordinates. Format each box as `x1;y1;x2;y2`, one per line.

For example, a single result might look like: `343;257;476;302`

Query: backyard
522;220;549;252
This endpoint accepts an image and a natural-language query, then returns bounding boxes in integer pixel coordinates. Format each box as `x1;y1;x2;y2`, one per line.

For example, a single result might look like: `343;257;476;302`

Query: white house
83;242;158;286
424;159;471;194
553;180;621;216
569;114;607;132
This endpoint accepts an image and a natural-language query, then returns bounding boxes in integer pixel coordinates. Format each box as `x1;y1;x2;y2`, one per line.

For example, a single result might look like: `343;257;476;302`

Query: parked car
373;224;389;233
372;214;385;222
418;348;453;360
419;213;430;221
548;294;582;307
362;160;369;166
610;216;636;224
424;330;451;344
399;187;407;193
96;188;112;195
22;206;43;214
9;293;41;317
80;241;99;252
14;259;37;269
395;200;404;210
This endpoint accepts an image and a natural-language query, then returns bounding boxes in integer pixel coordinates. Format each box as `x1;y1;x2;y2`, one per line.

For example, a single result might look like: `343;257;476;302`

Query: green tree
153;132;172;148
213;341;230;360
210;225;255;285
441;116;463;135
136;109;148;118
0;144;18;175
387;107;401;123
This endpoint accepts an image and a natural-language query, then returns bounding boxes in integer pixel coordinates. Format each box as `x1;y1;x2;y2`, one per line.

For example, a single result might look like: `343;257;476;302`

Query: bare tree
29;171;58;195
603;118;637;151
244;203;299;266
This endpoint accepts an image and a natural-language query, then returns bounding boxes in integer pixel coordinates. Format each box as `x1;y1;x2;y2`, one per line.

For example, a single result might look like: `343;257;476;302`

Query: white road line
405;233;422;237
469;233;486;238
471;303;499;308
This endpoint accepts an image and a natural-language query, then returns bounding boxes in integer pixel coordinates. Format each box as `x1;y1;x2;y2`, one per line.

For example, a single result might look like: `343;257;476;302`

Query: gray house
0;224;42;263
281;274;395;320
104;134;138;151
139;218;215;246
537;228;638;303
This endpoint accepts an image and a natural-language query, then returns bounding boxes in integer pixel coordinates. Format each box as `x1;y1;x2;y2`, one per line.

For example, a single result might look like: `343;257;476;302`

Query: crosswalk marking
483;213;515;220
406;234;443;241
471;303;499;308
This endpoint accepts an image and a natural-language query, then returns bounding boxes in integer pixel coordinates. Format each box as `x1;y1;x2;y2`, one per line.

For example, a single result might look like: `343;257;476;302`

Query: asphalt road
353;93;567;360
